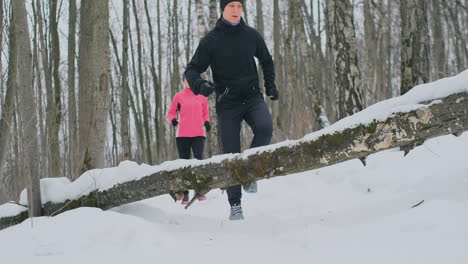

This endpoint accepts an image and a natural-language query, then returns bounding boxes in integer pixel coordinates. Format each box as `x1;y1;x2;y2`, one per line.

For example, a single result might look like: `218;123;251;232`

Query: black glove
266;87;279;101
171;118;178;127
199;81;215;97
204;121;211;132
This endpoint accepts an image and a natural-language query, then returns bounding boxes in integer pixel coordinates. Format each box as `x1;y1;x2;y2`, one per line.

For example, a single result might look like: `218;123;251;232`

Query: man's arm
185;37;211;95
255;32;277;98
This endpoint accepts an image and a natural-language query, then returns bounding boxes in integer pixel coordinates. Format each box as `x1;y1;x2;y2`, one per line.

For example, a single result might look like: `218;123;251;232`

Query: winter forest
0;0;467;209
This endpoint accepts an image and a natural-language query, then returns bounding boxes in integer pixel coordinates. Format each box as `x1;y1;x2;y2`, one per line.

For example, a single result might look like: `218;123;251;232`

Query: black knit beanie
220;0;244;11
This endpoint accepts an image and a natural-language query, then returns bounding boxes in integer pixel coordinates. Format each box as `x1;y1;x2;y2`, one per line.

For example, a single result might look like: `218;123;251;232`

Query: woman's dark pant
217;96;273;206
176;136;205;195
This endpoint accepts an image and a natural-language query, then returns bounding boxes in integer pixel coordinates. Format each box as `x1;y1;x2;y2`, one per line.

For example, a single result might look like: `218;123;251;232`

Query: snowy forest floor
1;132;468;264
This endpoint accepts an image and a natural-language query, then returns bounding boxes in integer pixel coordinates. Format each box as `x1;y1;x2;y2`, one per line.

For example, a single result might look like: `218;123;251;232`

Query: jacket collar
215;16;245;33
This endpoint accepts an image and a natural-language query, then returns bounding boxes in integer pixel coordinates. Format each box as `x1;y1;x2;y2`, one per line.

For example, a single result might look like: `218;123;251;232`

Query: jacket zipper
218;87;230;103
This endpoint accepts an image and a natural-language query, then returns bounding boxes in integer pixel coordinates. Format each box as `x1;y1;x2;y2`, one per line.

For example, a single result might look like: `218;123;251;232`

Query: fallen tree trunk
1;92;468;230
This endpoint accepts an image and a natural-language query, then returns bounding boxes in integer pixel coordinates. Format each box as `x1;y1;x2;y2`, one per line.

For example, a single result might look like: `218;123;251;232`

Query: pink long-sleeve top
167;87;210;137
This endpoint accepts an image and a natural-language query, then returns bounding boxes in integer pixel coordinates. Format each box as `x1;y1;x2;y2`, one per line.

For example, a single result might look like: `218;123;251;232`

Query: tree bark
144;0;162;164
128;27;145;161
400;0;431;95
441;0;467;73
363;0;378;105
68;0;78;179
327;0;364;120
14;0;42;217
49;0;62;178
131;0;152;164
78;0;111;174
35;0;54;178
195;0;207;37
271;0;283;140
0;0;20;202
431;0;447;79
120;0;132;162
209;0;218;28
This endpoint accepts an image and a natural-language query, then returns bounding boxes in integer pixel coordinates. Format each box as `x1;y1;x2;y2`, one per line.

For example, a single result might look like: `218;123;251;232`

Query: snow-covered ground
1;131;467;264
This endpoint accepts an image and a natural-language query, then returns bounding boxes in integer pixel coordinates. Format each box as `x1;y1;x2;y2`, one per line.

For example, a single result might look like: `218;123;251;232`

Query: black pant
217;96;273;206
176;137;205;195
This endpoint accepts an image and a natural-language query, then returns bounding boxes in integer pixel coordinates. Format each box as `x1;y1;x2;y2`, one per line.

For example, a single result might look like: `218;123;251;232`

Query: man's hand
266;87;279;101
200;81;215;97
171;118;178;127
204;121;211;132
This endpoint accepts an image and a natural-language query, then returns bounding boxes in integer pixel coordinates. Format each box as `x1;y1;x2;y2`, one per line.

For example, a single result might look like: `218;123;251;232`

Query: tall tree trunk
109;78;118;166
256;0;265;91
302;1;327;130
13;0;42;216
78;0;111;173
156;0;165;162
209;0;218;28
0;1;19;196
49;0;62;178
120;0;131;161
131;0;152;164
282;0;298;136
170;0;181;160
327;0;364;119
0;0;3;109
363;0;378;105
384;0;394;99
400;0;430;95
172;0;180;98
144;0;162;163
128;27;145;161
441;0;467;73
272;0;283;139
195;0;207;36
324;1;337;123
431;0;447;79
36;0;53;178
68;0;78;178
31;0;47;179
185;0;192;66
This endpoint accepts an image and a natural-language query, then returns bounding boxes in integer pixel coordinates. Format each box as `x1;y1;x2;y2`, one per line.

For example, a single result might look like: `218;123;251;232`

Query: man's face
223;1;243;24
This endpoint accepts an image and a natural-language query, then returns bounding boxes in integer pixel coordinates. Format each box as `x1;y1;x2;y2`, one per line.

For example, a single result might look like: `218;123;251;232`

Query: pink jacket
167;87;210;137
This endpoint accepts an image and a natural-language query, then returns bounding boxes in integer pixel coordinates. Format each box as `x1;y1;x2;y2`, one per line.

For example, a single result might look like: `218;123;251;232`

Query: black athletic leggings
176;136;205;195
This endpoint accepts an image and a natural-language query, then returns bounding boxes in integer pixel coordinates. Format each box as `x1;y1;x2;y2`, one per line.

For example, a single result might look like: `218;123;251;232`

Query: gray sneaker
229;204;244;220
245;181;257;193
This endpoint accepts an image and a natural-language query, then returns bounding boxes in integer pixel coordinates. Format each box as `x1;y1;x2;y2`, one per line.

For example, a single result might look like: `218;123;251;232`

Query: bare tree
13;0;42;216
78;0;111;173
431;0;447;79
0;0;20;199
131;0;152;164
209;0;218;28
327;0;364;119
31;0;47;178
195;0;208;36
363;0;378;104
68;0;78;177
400;0;430;95
36;0;54;177
49;0;62;178
120;0;131;161
271;0;283;140
441;0;467;73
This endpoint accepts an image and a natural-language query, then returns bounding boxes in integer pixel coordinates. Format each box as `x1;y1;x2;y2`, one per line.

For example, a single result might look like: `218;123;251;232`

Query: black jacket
185;17;276;105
